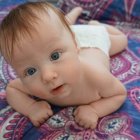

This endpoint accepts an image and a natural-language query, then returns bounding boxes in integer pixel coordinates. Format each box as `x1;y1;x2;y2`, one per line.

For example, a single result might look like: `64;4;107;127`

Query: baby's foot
66;7;83;24
88;20;100;25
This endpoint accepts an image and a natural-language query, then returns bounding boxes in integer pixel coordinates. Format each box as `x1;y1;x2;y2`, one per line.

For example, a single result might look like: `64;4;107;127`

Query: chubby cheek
22;80;49;99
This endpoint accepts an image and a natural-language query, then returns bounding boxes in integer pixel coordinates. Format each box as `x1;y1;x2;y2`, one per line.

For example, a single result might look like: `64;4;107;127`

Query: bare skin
6;7;127;129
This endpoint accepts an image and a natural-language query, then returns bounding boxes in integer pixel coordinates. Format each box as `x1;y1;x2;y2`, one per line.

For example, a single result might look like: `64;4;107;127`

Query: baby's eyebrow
12;58;31;69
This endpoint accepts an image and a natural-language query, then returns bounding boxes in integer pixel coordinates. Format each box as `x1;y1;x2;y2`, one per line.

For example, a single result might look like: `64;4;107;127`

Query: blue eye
26;68;36;76
51;52;60;61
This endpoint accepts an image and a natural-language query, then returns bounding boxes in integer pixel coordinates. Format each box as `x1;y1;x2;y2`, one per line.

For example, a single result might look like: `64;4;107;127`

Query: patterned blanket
0;0;140;139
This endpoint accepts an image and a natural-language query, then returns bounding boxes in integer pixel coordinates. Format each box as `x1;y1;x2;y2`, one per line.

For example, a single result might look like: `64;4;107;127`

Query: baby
0;2;127;129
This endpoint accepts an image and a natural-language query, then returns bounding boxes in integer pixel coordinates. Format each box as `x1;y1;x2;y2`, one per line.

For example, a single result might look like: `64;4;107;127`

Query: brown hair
0;1;72;63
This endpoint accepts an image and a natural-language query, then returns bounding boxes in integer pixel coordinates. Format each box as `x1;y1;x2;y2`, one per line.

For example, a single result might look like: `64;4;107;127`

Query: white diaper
70;25;111;56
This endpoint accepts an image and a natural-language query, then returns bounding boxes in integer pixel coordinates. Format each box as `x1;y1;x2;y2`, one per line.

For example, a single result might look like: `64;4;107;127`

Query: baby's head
0;2;82;101
0;1;75;64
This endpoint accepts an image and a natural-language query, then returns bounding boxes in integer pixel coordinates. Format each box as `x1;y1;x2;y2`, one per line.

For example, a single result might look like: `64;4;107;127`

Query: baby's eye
25;68;36;76
50;51;61;61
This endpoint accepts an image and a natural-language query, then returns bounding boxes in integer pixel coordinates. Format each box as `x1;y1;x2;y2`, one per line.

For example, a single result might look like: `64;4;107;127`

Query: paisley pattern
0;0;140;139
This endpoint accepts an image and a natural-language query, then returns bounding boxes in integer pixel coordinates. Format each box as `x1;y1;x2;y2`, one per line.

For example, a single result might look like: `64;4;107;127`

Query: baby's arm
89;67;126;117
74;65;126;129
6;78;53;127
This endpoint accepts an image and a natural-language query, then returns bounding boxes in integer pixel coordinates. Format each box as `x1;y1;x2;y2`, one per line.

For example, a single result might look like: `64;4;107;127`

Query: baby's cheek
30;86;45;98
67;63;81;83
23;81;40;96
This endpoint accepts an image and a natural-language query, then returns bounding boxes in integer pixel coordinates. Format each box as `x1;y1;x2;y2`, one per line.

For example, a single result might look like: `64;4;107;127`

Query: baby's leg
66;7;83;24
88;20;127;56
88;20;100;25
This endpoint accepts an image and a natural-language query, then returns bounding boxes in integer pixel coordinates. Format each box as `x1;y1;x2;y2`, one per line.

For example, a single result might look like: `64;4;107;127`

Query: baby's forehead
26;8;66;40
38;7;65;28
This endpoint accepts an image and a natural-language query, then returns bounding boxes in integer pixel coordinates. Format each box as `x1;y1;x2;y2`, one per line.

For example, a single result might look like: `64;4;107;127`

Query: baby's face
11;12;82;103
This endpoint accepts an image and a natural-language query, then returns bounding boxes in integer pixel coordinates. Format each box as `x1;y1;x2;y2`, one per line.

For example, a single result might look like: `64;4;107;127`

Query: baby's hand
74;105;99;129
27;101;53;127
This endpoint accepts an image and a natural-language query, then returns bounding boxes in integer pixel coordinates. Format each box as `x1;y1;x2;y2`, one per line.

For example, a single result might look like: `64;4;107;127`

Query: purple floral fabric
0;0;140;139
57;0;140;26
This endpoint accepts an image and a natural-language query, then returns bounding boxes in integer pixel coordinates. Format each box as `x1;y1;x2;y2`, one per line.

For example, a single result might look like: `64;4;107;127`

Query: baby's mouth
51;84;65;95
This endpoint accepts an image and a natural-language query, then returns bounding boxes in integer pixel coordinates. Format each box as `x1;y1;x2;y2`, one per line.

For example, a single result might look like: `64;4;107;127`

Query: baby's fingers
73;108;78;116
32;116;49;127
47;109;53;116
32;119;41;127
84;123;91;129
76;119;89;129
90;124;96;129
74;116;85;127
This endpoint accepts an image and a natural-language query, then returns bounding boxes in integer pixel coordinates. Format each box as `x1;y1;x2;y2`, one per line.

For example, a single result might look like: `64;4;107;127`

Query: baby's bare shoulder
87;63;109;80
79;48;110;69
85;64;124;97
82;57;109;86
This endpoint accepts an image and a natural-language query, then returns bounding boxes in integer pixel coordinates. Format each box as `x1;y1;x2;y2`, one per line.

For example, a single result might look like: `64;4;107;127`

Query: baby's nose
41;67;58;83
